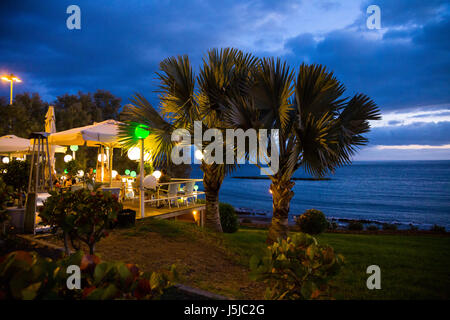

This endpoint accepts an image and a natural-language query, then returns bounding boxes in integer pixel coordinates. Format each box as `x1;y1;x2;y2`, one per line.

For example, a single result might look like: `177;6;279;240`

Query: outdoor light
70;145;79;152
64;169;68;174
195;149;204;160
77;170;84;178
125;169;130;175
134;124;150;139
97;153;107;162
2;157;9;164
127;147;140;161
152;170;162;179
1;73;22;105
112;170;118;179
64;154;72;163
130;171;137;177
194;185;198;191
269;189;272;194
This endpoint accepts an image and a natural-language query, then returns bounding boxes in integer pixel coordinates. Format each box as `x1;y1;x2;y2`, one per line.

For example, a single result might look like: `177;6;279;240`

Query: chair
180;181;195;205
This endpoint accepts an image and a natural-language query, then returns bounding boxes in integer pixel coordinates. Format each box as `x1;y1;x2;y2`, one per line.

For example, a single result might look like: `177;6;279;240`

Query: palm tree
225;59;381;243
119;49;256;232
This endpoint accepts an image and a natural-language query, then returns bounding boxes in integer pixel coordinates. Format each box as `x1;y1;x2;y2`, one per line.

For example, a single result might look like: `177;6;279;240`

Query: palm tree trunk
201;163;223;232
267;179;295;244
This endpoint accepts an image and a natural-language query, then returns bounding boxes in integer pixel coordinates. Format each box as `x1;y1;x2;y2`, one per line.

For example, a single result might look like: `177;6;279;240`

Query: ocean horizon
190;160;450;230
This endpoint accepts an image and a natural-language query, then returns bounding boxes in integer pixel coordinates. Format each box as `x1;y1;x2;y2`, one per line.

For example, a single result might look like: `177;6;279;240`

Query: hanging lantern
2;157;9;164
97;153;107;162
130;171;137;177
152;170;162;179
64;154;73;163
194;185;198;191
125;169;131;175
127;147;140;161
70;145;79;152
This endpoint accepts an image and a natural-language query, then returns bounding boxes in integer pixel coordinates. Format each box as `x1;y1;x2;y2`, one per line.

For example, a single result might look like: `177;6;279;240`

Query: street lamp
134;124;150;219
1;73;22;105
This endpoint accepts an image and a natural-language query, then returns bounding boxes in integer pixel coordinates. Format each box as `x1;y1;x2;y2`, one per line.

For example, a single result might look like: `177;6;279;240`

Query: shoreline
235;208;449;232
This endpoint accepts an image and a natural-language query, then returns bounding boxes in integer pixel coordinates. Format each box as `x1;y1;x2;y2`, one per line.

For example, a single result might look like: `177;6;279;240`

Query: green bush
39;189;123;254
347;221;364;231
366;224;379;231
219;202;239;233
250;233;343;300
65;159;80;178
382;223;398;231
0;160;30;208
430;224;446;233
296;209;328;235
0;250;177;300
328;221;338;230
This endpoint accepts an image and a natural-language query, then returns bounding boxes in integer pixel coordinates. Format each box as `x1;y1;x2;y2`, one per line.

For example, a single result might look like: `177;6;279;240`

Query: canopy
0;135;31;154
47;119;122;147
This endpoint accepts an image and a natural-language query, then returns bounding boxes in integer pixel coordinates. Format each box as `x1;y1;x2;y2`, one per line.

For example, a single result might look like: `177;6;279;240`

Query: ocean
190;161;450;230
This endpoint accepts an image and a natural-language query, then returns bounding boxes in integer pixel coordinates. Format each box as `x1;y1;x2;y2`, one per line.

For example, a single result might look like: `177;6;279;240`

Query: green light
134;124;150;139
70;145;79;152
64;169;68;174
194;185;198;191
130;171;137;177
93;169;96;173
125;169;130;175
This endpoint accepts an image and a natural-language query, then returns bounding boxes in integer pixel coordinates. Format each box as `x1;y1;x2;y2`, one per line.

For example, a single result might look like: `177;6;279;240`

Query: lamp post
1;74;22;105
134;124;150;219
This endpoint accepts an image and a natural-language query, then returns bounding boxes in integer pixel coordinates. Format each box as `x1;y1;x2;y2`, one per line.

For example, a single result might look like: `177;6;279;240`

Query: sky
0;0;449;160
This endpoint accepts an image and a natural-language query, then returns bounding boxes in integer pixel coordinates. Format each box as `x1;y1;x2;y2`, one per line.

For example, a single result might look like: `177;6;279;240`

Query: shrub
250;233;343;300
296;209;328;235
382;223;397;231
39;189;123;254
0;160;30;208
65;159;81;179
219;202;239;233
347;221;364;231
328;221;338;231
430;224;446;233
0;250;177;300
0;180;13;228
366;224;379;231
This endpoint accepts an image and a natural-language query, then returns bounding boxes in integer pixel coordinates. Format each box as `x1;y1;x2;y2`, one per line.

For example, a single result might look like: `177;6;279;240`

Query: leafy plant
250;233;343;300
0;180;13;232
39;189;123;254
65;159;80;178
430;224;446;233
296;209;328;235
0;250;177;300
219;202;239;233
382;223;398;231
347;221;364;231
0;160;30;208
366;224;379;231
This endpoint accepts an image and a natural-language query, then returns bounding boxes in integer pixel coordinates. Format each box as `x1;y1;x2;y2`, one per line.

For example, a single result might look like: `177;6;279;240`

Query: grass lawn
50;219;450;300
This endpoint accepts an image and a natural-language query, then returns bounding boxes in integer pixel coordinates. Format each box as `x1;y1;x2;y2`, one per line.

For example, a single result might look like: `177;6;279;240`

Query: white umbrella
47;120;122;185
0;135;31;154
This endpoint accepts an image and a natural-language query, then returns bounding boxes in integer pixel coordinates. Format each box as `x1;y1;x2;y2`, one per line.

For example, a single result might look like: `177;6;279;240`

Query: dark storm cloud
0;0;449;156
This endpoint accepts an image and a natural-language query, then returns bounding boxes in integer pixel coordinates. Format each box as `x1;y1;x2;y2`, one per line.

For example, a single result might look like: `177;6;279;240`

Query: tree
225;60;381;243
0;160;30;208
119;48;257;232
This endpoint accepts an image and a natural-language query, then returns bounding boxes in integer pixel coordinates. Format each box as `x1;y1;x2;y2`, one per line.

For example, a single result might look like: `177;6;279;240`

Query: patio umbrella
45;106;56;172
47;120;122;185
0;135;32;155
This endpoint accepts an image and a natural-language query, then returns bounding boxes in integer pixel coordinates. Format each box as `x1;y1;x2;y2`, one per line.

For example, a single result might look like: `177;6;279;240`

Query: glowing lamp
130;171;137;177
127;147;140;161
125;169;131;175
2;157;9;164
134;124;150;139
77;170;84;178
194;185;198;191
64;169;68;174
70;145;79;152
97;153;107;162
195;149;204;160
64;154;72;163
152;170;162;179
112;170;118;179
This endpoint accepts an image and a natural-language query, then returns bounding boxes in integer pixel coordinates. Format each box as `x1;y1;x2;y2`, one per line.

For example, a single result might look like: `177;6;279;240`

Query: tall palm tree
225;59;381;243
119;49;256;232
